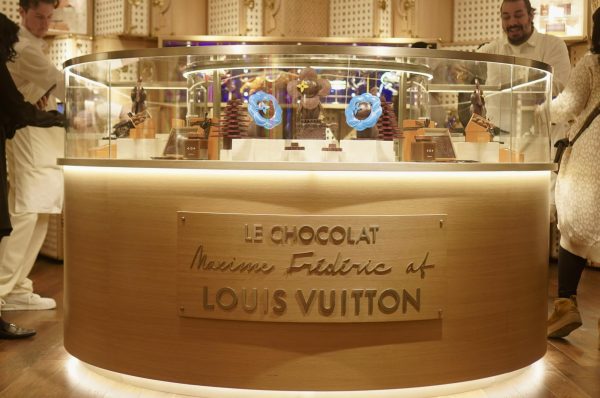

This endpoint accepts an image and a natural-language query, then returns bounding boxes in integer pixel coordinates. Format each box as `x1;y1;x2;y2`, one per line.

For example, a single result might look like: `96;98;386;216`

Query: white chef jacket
478;28;571;96
6;27;65;214
476;28;571;163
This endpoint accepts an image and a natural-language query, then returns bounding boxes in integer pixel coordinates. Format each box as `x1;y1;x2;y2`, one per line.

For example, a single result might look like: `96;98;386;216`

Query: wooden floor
0;257;598;398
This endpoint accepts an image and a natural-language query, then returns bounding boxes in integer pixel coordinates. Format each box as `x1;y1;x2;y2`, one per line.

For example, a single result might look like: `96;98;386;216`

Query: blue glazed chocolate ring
248;91;282;129
345;93;382;130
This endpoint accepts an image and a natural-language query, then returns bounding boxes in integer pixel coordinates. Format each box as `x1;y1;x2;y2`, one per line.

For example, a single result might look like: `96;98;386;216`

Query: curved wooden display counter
61;159;552;391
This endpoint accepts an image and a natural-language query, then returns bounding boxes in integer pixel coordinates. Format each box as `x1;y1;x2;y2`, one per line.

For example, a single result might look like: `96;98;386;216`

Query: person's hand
36;95;48;110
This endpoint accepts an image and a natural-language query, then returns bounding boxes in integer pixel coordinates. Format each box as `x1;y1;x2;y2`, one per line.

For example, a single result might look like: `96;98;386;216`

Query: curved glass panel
64;46;552;163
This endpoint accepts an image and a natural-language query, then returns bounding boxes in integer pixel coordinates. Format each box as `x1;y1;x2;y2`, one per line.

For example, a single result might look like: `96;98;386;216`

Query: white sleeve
15;43;65;102
545;37;571;96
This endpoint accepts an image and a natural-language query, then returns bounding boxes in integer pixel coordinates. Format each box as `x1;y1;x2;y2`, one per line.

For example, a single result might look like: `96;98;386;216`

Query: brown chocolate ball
355;102;372;120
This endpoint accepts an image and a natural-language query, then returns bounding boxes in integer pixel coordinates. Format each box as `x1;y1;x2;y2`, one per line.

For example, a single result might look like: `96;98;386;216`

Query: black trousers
558;246;587;298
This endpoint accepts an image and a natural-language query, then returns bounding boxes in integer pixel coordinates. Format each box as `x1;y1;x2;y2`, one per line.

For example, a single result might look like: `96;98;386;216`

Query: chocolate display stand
422;128;456;161
321;142;343;162
294;118;329;139
465;113;493;143
377;96;400;141
284;141;306;162
162;127;207;159
112;109;152;138
411;136;437;161
400;118;430;161
220;98;249;149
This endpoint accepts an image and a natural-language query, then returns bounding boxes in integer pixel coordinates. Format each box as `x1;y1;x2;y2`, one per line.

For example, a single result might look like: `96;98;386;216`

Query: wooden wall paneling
208;0;262;36
393;0;453;41
264;0;329;37
414;0;453;42
86;0;93;37
151;0;208;37
241;0;263;36
208;0;241;35
95;0;151;37
330;0;375;37
454;0;501;44
126;0;151;36
393;0;416;37
93;36;157;53
48;0;93;36
373;0;393;38
95;0;126;36
47;35;94;70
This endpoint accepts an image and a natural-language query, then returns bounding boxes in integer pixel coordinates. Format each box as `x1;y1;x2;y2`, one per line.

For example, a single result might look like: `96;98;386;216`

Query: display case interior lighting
183;65;433;80
63;166;550;185
66;355;546;398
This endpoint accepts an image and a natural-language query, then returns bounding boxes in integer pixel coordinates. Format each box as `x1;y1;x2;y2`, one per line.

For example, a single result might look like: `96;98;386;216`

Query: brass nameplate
177;213;447;323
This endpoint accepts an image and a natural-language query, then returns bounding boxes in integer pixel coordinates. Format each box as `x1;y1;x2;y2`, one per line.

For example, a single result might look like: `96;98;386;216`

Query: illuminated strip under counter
58;158;556;172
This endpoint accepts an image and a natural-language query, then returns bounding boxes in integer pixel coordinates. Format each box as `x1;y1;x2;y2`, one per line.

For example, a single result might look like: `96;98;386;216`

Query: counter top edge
58;159;557;172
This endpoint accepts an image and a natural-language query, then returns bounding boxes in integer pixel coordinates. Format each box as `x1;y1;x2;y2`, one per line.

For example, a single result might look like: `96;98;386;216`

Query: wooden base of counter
63;165;549;391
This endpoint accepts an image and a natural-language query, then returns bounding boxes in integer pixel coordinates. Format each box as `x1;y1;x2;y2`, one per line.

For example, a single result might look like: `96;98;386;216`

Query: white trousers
0;188;49;300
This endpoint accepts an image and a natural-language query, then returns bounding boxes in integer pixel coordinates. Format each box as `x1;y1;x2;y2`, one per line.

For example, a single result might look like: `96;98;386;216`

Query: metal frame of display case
64;45;552;70
156;35;442;48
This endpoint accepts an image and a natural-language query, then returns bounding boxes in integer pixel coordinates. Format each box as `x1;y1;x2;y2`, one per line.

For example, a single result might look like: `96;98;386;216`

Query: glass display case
63;46;553;164
61;44;555;394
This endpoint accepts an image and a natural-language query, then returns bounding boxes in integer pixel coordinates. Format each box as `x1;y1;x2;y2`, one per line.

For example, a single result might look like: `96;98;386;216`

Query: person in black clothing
0;12;64;339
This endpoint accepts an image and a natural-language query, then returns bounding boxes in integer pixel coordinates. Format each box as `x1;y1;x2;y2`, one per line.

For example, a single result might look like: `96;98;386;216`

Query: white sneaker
2;293;56;311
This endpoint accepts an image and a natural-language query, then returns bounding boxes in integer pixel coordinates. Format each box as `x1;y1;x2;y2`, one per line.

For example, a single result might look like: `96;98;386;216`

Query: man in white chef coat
476;0;571;143
478;0;570;96
0;0;64;311
476;0;571;227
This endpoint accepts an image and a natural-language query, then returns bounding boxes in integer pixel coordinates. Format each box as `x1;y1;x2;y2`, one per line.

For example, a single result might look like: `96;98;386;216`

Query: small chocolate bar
321;143;342;152
285;142;305;151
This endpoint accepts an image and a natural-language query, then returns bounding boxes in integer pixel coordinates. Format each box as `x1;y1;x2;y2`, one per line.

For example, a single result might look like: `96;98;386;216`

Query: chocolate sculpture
470;78;486;118
344;92;382;138
248;91;282;130
131;77;147;114
376;95;399;141
220;98;249;149
286;67;331;139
